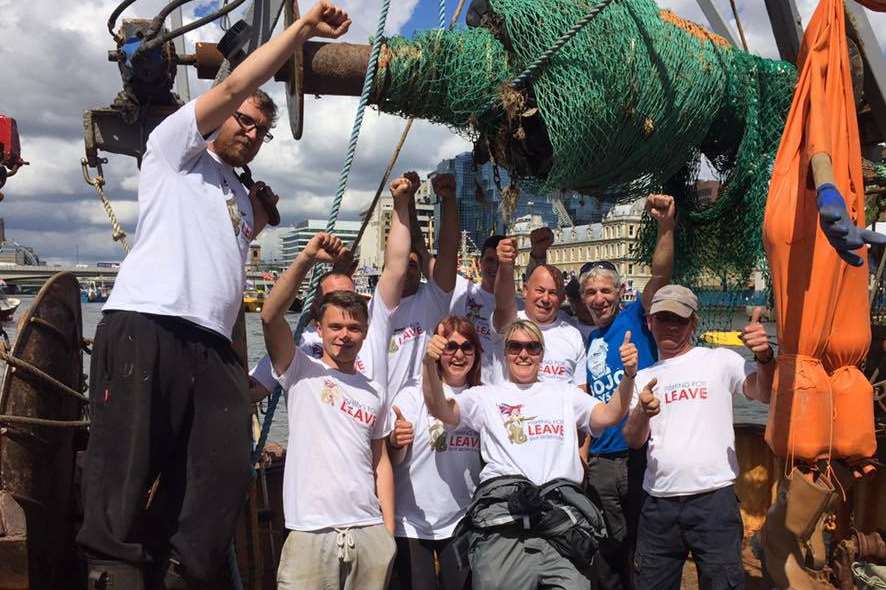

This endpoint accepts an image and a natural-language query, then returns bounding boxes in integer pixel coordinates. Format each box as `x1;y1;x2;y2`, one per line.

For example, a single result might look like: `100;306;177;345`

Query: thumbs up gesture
740;307;773;364
390;405;415;449
620;330;638;378
639;378;660;418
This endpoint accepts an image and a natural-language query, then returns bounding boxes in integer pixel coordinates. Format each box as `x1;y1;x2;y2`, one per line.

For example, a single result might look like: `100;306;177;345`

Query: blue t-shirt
586;301;657;454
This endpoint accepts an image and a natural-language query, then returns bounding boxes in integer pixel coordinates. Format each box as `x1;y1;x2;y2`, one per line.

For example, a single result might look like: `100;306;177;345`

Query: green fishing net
372;0;797;287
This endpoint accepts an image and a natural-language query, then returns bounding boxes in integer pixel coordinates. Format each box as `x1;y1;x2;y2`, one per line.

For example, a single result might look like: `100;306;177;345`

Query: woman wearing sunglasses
422;319;639;590
388;315;484;590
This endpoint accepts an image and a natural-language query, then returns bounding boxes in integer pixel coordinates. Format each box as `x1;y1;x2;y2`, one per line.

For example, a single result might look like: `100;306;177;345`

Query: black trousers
585;448;646;590
76;311;253;583
392;536;469;590
634;485;744;590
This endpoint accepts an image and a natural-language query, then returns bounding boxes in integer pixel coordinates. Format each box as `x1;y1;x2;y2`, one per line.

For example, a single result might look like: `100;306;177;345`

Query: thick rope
81;159;131;254
438;0;447;29
0;349;88;403
348;0;468;256
252;0;392;466
0;414;88;428
508;0;617;90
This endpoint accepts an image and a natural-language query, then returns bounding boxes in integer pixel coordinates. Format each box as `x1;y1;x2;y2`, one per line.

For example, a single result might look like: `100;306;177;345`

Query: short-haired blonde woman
422;319;638;590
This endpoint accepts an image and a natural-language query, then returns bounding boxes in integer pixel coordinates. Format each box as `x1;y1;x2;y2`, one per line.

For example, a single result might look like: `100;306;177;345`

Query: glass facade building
434;152;559;248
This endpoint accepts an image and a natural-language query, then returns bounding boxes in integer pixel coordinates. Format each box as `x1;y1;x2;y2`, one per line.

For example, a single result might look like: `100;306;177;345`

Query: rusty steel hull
0;273;85;590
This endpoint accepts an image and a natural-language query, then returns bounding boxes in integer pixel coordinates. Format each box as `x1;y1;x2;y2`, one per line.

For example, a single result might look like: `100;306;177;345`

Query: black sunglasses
579;260;617;275
505;340;543;356
443;341;476;355
233;112;274;143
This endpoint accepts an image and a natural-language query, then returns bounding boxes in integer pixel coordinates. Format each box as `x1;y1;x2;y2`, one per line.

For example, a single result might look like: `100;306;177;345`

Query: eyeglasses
233;112;274;143
443;340;474;355
443;341;476;355
579;260;617;275
505;340;543;356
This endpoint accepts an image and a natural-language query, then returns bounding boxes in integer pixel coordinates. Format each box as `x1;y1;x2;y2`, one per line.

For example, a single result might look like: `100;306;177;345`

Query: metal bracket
694;0;740;48
83;105;179;167
846;2;886;148
763;0;803;64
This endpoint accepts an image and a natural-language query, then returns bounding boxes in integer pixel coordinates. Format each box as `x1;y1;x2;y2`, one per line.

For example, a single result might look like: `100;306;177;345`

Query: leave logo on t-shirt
389;322;424;353
523;418;566;440
539;360;571;380
662;380;709;405
337;395;377;427
320;379;340;405
428;418;480;453
497;403;535;445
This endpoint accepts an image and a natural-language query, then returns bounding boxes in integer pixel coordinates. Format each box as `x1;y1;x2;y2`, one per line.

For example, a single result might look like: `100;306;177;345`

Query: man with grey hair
621;285;773;589
583;194;675;590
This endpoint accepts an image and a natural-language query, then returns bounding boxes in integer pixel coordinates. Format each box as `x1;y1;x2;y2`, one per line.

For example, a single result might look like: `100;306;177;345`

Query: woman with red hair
387;315;483;590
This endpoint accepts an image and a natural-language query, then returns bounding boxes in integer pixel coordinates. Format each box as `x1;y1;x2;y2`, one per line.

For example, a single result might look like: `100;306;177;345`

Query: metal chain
81;159;131;254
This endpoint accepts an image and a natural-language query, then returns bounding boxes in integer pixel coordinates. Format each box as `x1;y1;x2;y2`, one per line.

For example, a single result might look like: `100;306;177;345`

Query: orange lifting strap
762;0;877;464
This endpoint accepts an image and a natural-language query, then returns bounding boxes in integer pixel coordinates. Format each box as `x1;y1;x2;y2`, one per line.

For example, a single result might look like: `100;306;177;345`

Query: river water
1;297;769;448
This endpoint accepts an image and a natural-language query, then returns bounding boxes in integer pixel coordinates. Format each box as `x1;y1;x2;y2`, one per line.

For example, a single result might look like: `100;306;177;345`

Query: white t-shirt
392;383;481;539
274;347;392;531
250;292;393;394
387;280;453;395
457;380;600;485
631;347;753;498
564;313;594;345
105;99;253;339
489;309;587;387
450;275;498;384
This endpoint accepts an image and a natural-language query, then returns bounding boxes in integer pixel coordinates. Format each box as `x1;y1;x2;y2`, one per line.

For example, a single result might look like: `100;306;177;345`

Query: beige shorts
277;524;396;590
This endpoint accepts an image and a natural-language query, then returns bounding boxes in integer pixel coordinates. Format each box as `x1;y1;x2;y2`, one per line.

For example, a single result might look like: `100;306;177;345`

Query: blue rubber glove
817;183;886;266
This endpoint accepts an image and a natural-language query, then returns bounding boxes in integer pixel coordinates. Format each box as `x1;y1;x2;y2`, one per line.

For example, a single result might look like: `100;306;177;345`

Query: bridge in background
0;264;284;294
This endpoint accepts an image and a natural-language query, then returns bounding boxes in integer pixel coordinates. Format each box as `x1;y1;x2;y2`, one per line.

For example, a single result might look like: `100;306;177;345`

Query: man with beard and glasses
77;3;351;588
582;194;675;590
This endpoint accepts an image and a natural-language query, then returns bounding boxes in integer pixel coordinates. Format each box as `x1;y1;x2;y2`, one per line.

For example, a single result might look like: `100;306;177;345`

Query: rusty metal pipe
192;40;370;97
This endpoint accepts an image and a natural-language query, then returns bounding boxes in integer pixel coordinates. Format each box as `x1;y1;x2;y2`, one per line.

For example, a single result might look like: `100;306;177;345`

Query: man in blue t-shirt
583;194;675;590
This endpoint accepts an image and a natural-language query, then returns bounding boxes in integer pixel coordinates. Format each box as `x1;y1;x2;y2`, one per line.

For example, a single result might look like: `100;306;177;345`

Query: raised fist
529;227;554;258
497;237;518;266
390;171;420;203
432;173;456;200
645;193;675;225
303;232;345;263
301;0;351;40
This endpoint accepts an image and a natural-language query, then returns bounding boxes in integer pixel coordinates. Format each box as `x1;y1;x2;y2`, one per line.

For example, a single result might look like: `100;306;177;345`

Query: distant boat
243;290;266;313
0;279;20;321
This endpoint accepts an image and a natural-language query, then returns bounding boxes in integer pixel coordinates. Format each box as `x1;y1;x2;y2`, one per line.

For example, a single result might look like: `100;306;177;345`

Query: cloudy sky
0;0;884;264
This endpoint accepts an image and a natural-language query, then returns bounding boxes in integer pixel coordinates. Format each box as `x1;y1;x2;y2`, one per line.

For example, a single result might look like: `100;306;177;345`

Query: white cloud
1;0;884;264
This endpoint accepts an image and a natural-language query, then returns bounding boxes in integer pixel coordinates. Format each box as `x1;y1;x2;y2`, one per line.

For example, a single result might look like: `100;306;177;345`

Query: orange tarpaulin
762;0;876;463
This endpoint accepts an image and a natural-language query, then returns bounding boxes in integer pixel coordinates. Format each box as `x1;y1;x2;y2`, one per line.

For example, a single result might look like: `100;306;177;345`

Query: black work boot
86;557;145;590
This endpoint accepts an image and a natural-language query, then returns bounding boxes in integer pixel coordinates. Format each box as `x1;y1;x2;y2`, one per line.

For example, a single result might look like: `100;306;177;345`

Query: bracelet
754;347;774;365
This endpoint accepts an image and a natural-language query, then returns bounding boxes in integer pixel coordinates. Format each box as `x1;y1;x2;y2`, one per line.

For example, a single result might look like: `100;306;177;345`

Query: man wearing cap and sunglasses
582;193;675;590
621;285;773;589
